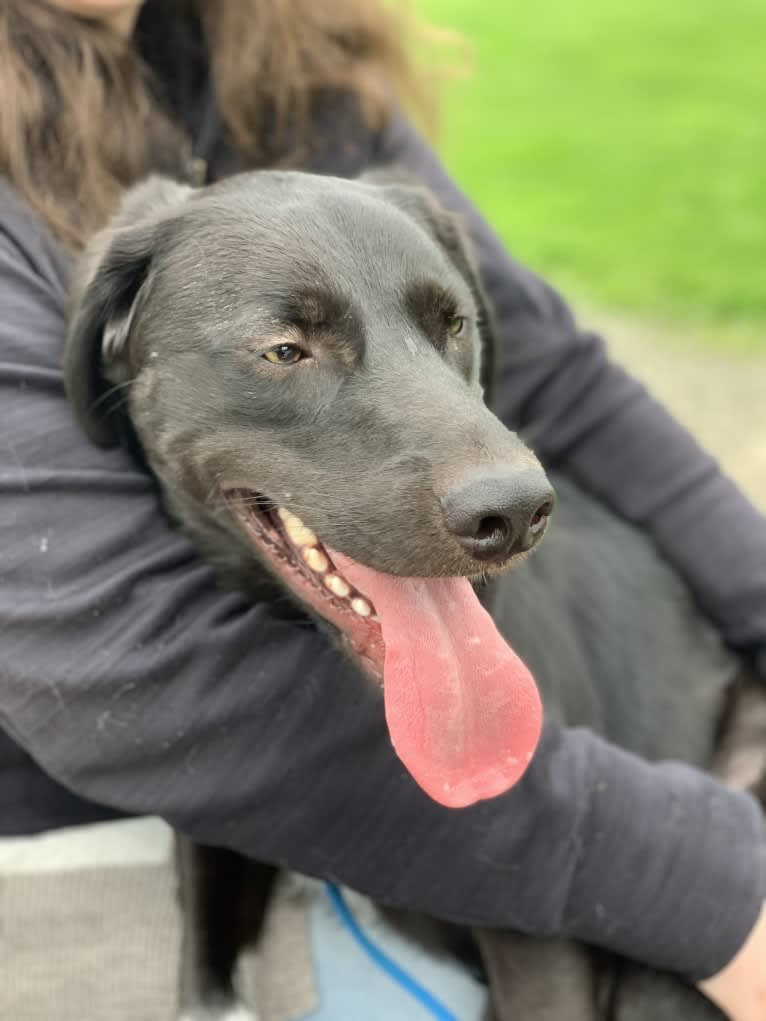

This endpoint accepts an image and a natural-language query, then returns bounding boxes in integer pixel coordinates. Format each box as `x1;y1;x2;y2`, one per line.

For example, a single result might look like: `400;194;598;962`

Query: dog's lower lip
222;488;384;678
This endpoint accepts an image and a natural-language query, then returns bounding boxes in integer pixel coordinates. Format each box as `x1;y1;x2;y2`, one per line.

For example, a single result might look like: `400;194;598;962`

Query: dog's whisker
89;378;135;414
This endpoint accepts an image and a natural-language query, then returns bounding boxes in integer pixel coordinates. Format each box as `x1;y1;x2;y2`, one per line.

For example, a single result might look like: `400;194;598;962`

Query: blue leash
324;883;461;1021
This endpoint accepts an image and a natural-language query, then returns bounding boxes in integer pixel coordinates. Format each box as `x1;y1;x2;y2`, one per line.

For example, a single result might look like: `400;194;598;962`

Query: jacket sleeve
376;114;766;681
0;193;763;983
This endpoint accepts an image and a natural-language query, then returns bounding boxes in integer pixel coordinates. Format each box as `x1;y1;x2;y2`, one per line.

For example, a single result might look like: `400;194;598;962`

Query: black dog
64;171;764;1020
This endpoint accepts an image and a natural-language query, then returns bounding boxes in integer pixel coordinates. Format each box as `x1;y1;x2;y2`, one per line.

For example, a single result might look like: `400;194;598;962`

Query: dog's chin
222;487;523;680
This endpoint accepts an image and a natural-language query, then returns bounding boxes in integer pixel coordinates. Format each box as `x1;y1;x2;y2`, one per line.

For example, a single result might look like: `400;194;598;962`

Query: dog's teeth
275;506;306;530
324;574;350;598
277;507;319;548
287;523;318;547
351;597;372;617
303;547;329;573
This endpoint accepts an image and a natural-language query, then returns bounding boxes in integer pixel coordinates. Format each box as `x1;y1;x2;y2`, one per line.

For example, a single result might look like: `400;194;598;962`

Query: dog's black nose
440;470;555;563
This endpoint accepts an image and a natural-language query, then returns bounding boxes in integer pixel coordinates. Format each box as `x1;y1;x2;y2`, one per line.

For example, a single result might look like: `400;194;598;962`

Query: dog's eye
263;343;305;365
447;315;466;337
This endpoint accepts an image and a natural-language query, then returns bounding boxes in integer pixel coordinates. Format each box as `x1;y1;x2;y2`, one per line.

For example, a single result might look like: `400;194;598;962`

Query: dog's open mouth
225;489;386;680
225;488;543;809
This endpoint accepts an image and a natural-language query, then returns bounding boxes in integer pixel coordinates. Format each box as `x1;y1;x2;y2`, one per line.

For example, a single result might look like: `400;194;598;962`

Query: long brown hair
0;0;431;251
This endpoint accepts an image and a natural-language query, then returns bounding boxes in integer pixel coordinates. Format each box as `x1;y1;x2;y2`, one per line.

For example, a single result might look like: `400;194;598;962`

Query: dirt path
589;312;766;511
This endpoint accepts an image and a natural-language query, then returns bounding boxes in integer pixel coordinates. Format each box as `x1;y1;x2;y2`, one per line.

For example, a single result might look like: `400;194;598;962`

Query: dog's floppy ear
63;176;194;447
362;169;496;399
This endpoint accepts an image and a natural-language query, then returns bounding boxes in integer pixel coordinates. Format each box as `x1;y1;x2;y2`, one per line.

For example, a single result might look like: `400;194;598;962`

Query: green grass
416;0;766;344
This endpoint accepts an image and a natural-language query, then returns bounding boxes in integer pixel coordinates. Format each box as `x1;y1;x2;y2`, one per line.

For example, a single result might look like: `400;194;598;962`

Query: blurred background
417;0;766;505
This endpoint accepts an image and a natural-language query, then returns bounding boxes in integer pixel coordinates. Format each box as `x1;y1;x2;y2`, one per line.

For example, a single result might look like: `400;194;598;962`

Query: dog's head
64;171;552;807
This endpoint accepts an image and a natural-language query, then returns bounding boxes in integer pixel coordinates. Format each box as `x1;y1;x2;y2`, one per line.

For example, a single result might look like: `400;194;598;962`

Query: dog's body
63;170;764;1021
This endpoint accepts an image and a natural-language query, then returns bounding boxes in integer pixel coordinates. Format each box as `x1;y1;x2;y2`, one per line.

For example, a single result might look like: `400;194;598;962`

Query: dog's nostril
475;515;507;541
529;499;554;536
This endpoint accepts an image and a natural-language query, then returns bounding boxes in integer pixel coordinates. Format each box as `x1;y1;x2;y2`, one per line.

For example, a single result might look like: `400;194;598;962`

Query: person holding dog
0;2;764;1019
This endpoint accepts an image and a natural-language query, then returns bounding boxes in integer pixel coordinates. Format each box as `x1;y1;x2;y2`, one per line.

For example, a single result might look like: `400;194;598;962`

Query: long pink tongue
333;555;542;808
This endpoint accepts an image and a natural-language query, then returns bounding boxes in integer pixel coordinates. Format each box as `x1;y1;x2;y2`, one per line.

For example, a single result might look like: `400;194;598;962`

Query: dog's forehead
168;175;461;294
